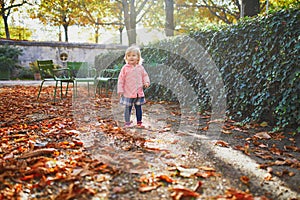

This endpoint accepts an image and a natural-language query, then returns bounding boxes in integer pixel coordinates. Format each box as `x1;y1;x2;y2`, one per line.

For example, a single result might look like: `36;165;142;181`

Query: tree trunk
122;0;137;45
165;0;174;36
127;29;136;45
242;0;260;17
63;24;68;42
3;15;10;39
58;27;62;42
129;0;137;45
119;26;124;44
95;28;99;43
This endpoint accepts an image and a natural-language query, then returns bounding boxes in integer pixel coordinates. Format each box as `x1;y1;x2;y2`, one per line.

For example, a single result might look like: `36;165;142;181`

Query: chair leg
65;82;69;97
105;82;109;97
60;81;63;98
94;80;98;97
98;83;101;95
54;81;59;103
97;82;101;95
99;82;104;96
72;81;76;98
75;81;78;97
37;80;45;100
70;81;74;97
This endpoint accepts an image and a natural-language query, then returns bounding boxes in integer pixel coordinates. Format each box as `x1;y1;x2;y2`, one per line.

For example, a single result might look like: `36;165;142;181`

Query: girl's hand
118;92;123;97
144;83;150;88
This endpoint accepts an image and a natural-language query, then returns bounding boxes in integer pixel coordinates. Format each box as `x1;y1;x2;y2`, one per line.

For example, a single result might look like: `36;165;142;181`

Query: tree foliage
0;0;31;39
3;0;299;44
142;0;260;35
76;0;111;43
169;0;299;29
29;0;81;42
267;0;300;12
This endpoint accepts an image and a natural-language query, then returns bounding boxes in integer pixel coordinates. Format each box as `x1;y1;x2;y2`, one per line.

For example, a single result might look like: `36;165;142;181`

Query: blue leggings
125;104;142;123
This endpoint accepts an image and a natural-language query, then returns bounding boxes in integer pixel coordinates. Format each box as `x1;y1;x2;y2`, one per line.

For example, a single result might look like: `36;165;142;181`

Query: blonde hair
124;45;144;65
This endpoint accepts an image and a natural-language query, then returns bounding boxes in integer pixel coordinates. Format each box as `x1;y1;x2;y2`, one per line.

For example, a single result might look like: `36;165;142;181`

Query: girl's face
126;51;139;65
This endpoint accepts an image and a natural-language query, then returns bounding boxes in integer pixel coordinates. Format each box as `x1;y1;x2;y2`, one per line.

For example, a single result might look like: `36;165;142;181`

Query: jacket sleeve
117;66;126;94
142;66;150;85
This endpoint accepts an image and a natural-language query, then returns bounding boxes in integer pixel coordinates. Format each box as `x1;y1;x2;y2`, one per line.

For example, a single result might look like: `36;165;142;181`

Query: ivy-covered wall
191;9;299;130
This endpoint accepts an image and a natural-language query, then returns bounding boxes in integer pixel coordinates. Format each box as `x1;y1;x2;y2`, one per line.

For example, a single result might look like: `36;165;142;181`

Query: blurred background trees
0;0;32;39
0;0;299;44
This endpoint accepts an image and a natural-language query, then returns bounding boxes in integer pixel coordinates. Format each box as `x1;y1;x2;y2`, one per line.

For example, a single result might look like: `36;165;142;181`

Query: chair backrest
67;62;92;78
99;69;119;79
112;68;120;79
37;60;55;79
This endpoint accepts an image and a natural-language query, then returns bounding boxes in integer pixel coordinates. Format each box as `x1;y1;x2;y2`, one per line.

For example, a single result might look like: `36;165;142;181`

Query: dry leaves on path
0;85;274;199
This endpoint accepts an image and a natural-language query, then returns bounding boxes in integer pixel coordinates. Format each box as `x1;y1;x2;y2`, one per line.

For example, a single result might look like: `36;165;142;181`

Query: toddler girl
117;45;150;128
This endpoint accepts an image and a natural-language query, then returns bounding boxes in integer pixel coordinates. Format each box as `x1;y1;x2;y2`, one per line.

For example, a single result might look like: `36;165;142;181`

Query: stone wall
0;39;127;68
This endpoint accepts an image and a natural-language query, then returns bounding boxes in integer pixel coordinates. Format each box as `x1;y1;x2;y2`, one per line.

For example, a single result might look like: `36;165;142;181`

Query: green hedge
94;50;125;71
145;9;299;131
190;9;299;130
0;45;22;80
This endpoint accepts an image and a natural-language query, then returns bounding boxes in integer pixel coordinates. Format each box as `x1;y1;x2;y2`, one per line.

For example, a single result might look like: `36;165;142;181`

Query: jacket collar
125;63;139;68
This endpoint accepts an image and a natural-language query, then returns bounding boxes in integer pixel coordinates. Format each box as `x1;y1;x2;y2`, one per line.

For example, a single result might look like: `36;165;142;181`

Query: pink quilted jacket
117;64;150;98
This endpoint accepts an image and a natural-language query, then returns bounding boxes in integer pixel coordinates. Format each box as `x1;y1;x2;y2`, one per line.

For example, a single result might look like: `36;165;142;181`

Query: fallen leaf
20;174;35;181
275;170;290;177
138;183;162;193
18;148;57;159
254;132;271;139
284;145;300;152
176;166;199;177
171;187;200;200
215;140;229;147
193;181;203;193
288;171;295;176
258;143;268;148
260;122;268;127
198;166;216;171
240;176;250;185
156;175;177;183
223;188;261;199
200;115;210;119
196;171;219;178
244;143;251;155
201;126;209;131
208;119;224;124
233;127;248;133
254;152;273;160
270;147;283;155
264;173;272;181
272;132;285;140
221;129;232;134
113;186;126;194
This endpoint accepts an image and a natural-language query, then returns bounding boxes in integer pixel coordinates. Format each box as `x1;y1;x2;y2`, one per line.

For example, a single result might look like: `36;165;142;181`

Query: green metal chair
67;61;97;97
37;60;73;102
97;68;120;97
37;60;55;100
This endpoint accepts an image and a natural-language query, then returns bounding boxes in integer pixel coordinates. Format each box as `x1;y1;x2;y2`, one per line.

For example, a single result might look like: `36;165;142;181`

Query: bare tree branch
136;0;148;16
136;1;155;24
177;0;240;24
